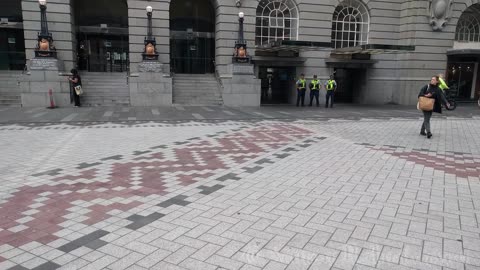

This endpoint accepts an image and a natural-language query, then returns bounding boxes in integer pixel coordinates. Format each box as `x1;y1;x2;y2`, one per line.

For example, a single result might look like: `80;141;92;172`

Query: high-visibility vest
298;79;306;89
439;77;448;91
311;80;320;90
327;80;335;91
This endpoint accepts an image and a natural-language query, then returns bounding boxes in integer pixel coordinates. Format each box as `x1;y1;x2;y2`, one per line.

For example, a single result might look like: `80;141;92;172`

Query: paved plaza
0;105;480;270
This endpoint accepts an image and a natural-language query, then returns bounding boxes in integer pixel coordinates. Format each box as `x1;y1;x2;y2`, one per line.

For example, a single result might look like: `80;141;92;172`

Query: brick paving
0;113;479;269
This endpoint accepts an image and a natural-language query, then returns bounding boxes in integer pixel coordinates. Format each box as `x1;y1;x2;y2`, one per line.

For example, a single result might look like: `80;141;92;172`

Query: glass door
446;62;476;100
170;31;215;74
77;32;129;72
0;28;26;70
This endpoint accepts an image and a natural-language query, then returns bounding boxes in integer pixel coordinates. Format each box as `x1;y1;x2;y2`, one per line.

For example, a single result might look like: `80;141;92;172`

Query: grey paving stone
126;213;165;230
216;173;241;182
58;230;109;253
198;185;225;195
158;195;191;208
76;162;102;169
32;261;61;270
84;239;108;250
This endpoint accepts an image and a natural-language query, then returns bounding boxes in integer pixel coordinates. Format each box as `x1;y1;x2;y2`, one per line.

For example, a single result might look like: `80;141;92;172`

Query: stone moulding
428;0;454;31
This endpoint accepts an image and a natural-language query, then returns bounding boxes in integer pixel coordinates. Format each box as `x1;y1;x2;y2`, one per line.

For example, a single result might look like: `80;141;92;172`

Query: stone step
0;82;21;87
81;88;129;92
80;72;127;76
173;97;223;102
174;89;220;93
174;92;221;96
0;89;21;93
174;85;220;89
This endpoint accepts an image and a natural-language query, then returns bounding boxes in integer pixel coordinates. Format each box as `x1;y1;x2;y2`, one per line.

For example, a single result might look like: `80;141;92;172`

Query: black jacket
418;84;447;114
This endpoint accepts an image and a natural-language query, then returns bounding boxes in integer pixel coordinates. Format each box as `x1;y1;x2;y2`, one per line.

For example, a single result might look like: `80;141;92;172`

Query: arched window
331;0;369;49
455;5;480;42
255;0;299;46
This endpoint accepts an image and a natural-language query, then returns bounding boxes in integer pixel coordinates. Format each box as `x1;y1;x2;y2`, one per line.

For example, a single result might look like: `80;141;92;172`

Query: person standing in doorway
309;75;321;107
325;75;337;108
418;76;449;139
296;74;307;107
68;69;82;107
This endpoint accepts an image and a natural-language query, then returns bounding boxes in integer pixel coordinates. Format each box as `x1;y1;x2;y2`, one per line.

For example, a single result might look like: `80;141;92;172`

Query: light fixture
146;6;153;13
38;0;47;6
239;12;244;18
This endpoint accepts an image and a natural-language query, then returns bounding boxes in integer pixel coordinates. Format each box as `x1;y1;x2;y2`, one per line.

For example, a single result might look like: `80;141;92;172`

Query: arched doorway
446;3;480;101
74;0;129;72
170;0;215;74
0;0;25;70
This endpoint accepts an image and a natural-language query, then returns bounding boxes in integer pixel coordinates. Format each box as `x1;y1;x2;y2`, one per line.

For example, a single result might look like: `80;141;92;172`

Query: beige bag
74;85;83;95
418;96;434;111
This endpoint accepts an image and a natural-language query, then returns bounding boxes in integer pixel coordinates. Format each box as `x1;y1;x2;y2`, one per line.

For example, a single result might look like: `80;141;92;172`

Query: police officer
296;74;307;107
309;75;320;107
325;75;337;108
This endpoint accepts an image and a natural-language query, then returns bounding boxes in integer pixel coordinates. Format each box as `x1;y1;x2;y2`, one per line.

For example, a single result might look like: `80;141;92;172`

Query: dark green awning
256;40;415;54
334;44;416;55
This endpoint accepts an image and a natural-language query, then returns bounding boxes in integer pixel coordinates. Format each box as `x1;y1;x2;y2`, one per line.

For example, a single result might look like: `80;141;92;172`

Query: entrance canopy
256;40;415;55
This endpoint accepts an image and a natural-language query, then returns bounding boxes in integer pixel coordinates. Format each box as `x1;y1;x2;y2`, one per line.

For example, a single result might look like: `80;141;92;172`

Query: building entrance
259;67;295;104
77;30;129;72
446;58;479;101
73;0;129;72
170;0;215;74
0;28;25;70
333;68;366;103
170;31;215;74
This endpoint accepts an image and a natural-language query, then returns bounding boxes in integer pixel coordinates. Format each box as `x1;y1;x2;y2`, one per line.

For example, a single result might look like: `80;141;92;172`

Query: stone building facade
0;0;479;107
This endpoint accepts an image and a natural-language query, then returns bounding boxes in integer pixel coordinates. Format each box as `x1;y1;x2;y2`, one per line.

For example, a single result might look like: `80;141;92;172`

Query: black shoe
427;132;432;139
420;131;426;136
309;104;312;107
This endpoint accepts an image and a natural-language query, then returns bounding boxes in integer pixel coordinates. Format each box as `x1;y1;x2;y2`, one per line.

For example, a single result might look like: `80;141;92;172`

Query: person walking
418;76;449;139
309;75;321;107
325;75;337;108
296;74;307;107
68;69;82;107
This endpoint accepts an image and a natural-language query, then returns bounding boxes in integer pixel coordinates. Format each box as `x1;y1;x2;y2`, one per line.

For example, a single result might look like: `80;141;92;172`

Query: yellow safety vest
298;79;306;89
311;80;320;90
439;77;448;91
327;80;335;91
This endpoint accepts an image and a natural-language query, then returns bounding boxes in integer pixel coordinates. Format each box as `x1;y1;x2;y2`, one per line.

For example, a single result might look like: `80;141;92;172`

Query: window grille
455;12;480;42
331;0;370;49
255;0;299;46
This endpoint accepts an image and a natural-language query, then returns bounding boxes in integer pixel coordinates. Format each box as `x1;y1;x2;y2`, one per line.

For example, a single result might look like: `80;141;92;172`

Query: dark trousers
421;110;433;133
309;91;319;106
326;91;334;108
296;89;306;106
74;92;81;107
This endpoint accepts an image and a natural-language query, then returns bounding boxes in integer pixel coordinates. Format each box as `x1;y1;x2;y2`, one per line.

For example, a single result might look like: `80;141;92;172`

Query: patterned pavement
0;116;479;270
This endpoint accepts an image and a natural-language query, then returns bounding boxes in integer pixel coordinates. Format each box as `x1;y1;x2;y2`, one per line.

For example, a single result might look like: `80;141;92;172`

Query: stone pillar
20;69;71;107
22;0;75;72
129;63;172;106
221;63;261;106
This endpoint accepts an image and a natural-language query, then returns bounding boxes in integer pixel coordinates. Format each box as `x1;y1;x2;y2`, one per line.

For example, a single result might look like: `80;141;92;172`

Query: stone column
128;1;172;106
222;63;261;106
20;0;73;107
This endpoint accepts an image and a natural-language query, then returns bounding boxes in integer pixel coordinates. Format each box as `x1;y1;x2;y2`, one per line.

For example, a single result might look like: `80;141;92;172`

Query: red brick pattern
0;124;312;248
377;147;480;179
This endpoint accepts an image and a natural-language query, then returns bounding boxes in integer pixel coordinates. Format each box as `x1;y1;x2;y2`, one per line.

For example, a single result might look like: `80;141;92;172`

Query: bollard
47;89;57;109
